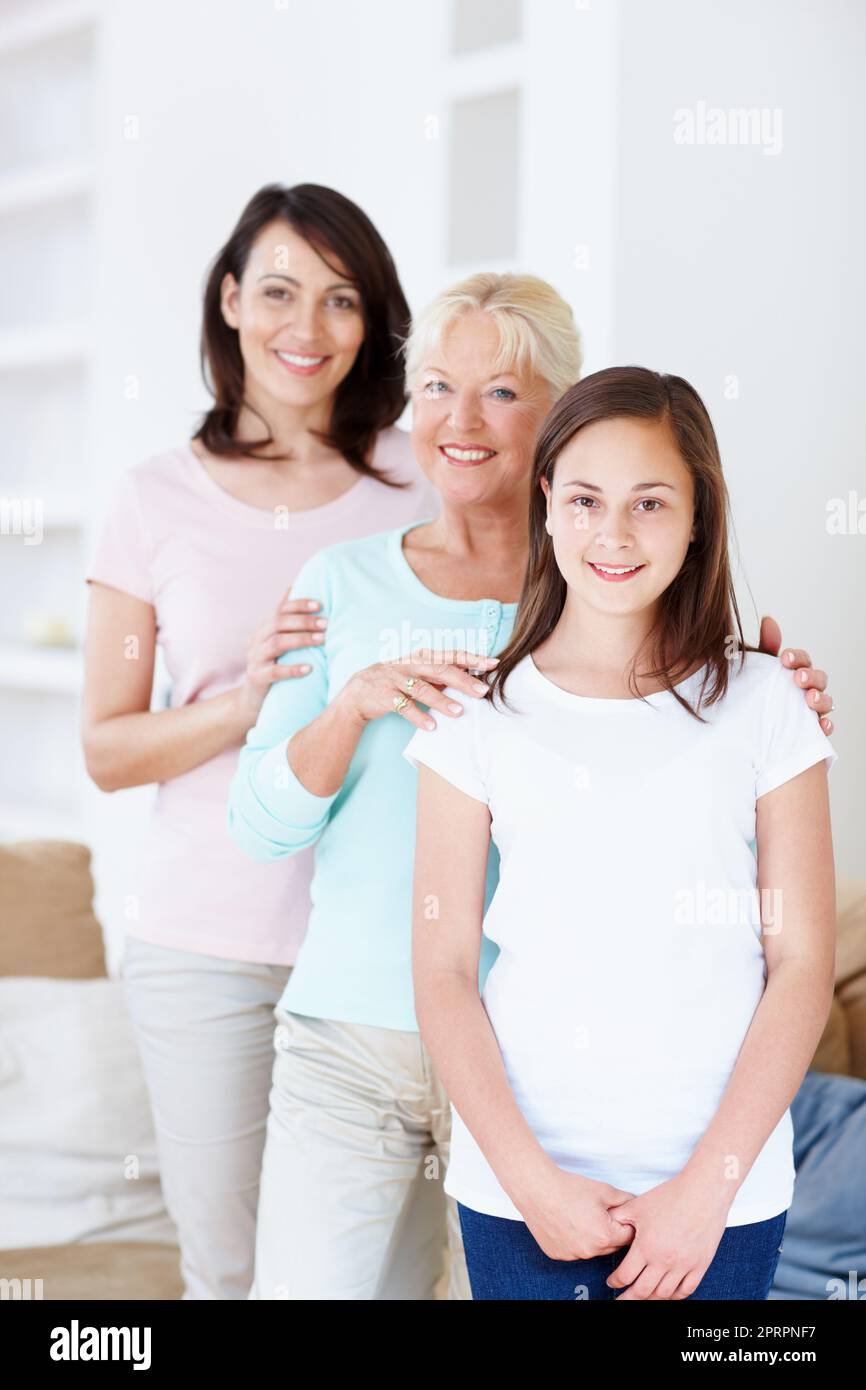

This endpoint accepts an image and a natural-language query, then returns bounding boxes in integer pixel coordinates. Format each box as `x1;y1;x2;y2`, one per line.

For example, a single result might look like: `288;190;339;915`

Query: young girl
403;366;837;1301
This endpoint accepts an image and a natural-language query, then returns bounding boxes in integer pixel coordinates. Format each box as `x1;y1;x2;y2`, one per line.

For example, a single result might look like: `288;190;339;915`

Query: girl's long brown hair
487;366;752;719
193;182;412;486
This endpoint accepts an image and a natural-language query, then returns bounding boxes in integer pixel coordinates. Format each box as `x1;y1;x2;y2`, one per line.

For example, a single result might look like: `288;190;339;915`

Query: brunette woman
82;183;438;1298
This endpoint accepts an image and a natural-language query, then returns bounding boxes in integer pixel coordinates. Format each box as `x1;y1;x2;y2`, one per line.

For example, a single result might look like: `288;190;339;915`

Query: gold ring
393;694;410;713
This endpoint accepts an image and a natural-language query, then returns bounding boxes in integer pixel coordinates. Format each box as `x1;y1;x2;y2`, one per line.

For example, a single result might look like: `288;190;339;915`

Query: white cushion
0;978;177;1248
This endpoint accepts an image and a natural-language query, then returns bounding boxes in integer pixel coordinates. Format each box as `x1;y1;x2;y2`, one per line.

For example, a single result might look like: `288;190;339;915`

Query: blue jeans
457;1203;788;1300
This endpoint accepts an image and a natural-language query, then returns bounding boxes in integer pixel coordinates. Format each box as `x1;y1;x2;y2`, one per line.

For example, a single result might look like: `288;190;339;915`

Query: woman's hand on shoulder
235;587;327;727
335;647;500;732
759;616;834;734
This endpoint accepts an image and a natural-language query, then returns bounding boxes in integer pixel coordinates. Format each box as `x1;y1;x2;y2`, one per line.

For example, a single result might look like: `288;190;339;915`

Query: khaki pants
250;1006;471;1300
120;934;292;1299
120;935;462;1300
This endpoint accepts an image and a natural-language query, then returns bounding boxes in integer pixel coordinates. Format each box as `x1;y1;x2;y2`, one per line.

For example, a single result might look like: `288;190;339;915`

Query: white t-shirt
402;650;837;1227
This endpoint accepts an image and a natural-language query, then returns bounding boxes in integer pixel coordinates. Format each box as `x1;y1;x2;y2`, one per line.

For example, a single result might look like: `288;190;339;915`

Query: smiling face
410;310;553;509
540;414;697;622
219;219;366;415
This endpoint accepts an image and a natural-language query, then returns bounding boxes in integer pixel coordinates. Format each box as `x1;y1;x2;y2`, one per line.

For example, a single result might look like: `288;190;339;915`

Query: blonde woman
227;273;832;1299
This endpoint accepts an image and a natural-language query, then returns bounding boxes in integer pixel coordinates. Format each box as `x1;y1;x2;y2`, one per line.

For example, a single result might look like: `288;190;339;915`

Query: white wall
86;0;626;960
87;0;457;961
7;0;857;955
91;0;451;465
522;0;621;372
613;0;865;874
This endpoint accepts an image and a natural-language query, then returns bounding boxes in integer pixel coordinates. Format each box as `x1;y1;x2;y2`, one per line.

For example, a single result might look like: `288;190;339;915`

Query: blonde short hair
403;272;583;402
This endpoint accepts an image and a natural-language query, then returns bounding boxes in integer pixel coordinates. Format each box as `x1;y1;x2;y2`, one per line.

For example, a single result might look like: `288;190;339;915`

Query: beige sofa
0;841;183;1300
1;838;864;1300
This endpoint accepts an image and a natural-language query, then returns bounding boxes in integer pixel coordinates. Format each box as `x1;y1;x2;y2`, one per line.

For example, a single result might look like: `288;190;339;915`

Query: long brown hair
193;182;411;486
487;366;751;719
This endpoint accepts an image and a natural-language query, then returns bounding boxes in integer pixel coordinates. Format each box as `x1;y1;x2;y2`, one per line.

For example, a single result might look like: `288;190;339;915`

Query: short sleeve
755;658;837;799
402;686;488;804
85;468;153;604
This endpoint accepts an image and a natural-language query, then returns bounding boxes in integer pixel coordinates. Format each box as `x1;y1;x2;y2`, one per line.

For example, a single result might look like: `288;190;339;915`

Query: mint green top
227;521;518;1030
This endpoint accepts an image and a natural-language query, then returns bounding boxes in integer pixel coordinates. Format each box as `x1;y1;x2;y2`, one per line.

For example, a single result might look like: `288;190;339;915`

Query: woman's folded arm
227;639;348;861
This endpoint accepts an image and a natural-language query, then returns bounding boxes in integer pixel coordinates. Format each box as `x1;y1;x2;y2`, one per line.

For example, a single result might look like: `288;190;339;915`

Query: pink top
85;427;439;964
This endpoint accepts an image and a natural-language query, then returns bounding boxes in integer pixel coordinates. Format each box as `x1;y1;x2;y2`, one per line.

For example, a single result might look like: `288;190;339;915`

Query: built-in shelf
0;324;89;371
47;500;84;528
0;798;83;843
452;0;521;57
0;642;82;695
444;39;524;100
444;4;523;271
0;158;94;214
0;493;84;528
0;0;99;58
442;254;517;277
448;86;520;264
38;494;84;528
0;0;99;851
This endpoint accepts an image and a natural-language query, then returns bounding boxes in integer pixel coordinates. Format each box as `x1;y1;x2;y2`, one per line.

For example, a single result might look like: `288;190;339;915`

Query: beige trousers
250;1006;471;1300
120;935;463;1300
